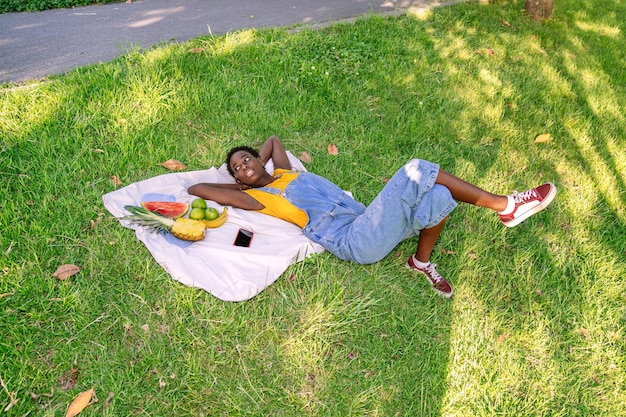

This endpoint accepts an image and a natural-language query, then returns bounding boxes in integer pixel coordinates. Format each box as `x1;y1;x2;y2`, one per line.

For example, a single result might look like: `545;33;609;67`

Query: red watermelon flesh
140;201;189;218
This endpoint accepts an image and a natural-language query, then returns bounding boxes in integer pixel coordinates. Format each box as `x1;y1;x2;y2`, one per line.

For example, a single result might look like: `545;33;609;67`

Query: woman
189;135;556;298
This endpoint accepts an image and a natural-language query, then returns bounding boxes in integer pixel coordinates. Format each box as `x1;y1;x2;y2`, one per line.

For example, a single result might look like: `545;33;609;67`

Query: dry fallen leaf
65;388;95;417
59;368;80;391
30;390;54;400
298;151;312;164
102;392;115;409
440;249;457;255
110;175;122;187
327;143;339;156
53;264;80;281
534;133;551;143
160;159;187;171
496;333;508;347
468;251;478;260
580;328;590;339
188;47;206;54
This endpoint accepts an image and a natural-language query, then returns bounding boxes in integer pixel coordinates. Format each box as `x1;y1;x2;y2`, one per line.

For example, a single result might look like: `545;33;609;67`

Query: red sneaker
499;183;557;227
405;256;453;298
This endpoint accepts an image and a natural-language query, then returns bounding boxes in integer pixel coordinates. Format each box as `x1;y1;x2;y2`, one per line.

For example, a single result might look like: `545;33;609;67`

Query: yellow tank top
243;169;309;228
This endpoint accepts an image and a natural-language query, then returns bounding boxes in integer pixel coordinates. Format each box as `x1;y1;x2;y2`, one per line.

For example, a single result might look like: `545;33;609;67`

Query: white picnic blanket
102;153;325;302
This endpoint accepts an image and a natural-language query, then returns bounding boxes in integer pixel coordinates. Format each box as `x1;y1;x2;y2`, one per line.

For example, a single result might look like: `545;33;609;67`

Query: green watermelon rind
140;202;189;218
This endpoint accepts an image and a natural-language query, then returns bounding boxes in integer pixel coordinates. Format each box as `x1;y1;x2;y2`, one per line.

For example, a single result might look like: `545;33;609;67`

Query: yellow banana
202;207;228;228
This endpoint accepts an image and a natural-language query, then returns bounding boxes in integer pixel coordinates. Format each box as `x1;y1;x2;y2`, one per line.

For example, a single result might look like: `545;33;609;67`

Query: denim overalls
280;159;457;264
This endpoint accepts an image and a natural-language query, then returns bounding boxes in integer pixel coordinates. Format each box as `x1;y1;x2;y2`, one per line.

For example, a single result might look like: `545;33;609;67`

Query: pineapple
122;205;206;241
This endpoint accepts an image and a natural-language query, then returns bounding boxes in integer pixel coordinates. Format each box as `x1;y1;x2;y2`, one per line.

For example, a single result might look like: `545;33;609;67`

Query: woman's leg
436;170;508;211
415;216;448;263
436;170;557;228
407;215;453;298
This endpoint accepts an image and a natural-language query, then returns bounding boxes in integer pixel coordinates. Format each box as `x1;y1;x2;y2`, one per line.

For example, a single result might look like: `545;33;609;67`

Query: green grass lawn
1;0;625;415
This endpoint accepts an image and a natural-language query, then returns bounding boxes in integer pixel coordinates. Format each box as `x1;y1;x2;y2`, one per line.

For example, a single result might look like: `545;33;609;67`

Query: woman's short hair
225;146;259;177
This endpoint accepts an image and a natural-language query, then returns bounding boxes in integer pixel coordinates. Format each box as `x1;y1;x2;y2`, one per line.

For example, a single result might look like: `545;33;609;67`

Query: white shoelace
512;188;538;204
424;263;443;283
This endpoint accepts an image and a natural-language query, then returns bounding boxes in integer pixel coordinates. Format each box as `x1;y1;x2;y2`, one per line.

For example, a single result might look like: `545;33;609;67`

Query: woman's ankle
410;254;430;268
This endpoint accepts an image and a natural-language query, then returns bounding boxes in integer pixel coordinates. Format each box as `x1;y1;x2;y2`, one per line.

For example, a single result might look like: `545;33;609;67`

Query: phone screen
234;229;254;247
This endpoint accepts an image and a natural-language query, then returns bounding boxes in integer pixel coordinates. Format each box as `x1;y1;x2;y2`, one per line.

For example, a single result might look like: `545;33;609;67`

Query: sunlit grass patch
196;29;259;56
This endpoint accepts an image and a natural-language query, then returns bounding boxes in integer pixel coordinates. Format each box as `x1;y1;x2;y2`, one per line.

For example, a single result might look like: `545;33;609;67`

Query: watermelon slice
140;201;189;218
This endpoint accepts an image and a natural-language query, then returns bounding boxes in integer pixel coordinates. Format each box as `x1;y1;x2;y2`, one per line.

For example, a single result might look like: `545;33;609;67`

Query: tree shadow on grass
419;1;626;415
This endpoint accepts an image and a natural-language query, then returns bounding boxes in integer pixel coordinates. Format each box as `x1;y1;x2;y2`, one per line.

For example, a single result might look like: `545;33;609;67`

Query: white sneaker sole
502;183;557;228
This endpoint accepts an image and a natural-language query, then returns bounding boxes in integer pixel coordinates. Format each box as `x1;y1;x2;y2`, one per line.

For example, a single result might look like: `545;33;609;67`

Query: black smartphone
234;229;254;247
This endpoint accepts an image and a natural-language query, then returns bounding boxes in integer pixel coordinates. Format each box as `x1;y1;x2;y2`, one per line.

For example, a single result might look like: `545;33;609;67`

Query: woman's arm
187;184;264;210
258;135;291;170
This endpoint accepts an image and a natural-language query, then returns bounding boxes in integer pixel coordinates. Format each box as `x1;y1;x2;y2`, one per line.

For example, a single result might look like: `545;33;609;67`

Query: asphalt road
0;0;441;84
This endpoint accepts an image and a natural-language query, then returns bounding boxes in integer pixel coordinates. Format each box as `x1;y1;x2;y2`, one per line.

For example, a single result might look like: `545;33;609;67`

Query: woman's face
229;150;266;185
